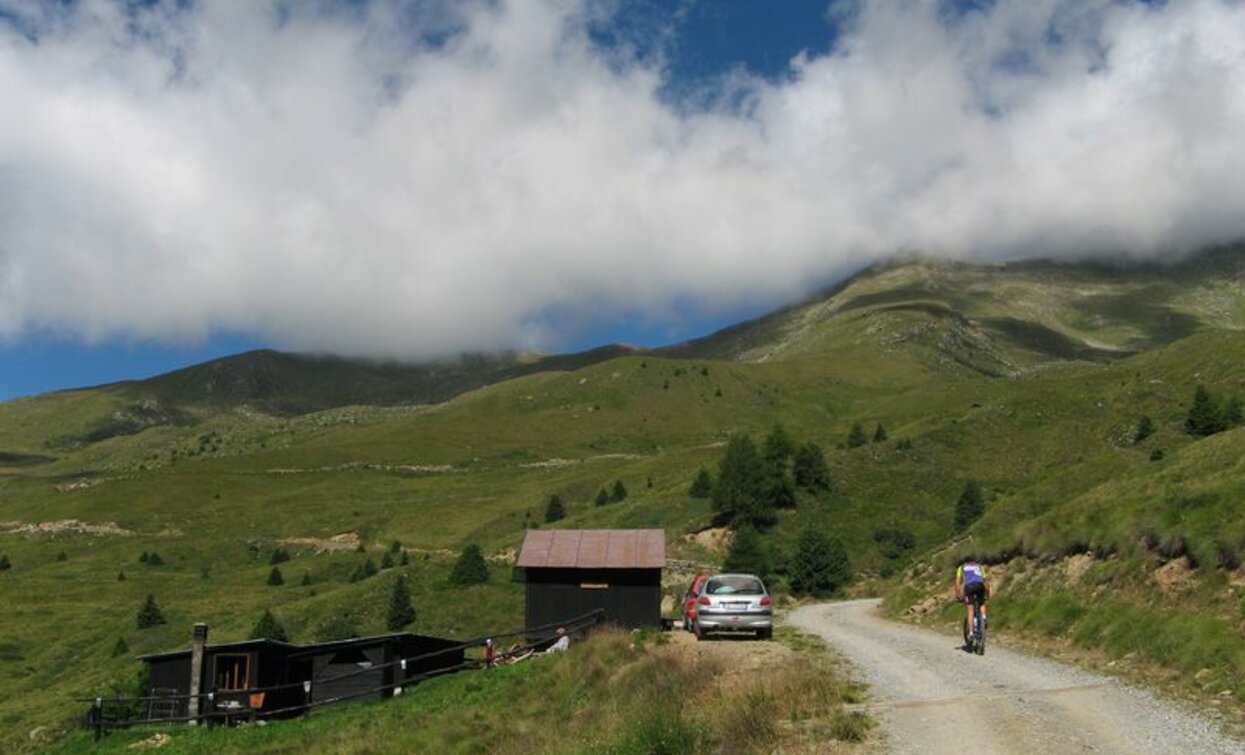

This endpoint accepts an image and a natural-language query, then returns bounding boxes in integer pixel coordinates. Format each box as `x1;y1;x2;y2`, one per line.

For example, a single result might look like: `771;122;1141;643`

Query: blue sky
2;0;1243;401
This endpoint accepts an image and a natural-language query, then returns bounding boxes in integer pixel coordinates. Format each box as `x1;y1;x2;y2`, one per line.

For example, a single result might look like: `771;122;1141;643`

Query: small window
213;654;250;691
706;576;765;596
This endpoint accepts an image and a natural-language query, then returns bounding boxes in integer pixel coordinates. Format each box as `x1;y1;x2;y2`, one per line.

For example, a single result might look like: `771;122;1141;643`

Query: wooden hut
517;529;665;637
139;631;463;721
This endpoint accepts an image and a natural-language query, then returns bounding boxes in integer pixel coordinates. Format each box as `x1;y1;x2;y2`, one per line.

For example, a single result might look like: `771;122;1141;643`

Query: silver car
692;573;773;640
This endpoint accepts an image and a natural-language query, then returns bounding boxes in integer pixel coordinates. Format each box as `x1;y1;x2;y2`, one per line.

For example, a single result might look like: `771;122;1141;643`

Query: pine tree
111;637;130;658
147;552;164;566
269;548;290;565
610;480;628;502
1225;395;1243;427
545;494;566;523
723;525;771;580
450;544;490;586
595;489;610;506
762;423;796;463
789;528;853;596
1186;385;1225;437
381;551;395;569
689;468;713;498
846;422;868;449
300;571;312;587
249;609;289;642
138;551;149;564
390;539;403;554
793;442;831;492
313;614;360;642
711;434;773;529
1134;415;1156;444
954;480;985;531
399;551;410;566
267;566;285;586
136;594;166;629
117;570;126;581
0;554;11;572
872;423;888;443
362;558;378;577
387;574;416;630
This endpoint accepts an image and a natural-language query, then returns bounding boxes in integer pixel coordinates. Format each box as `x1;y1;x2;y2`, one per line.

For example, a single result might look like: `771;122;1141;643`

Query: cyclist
954;558;990;647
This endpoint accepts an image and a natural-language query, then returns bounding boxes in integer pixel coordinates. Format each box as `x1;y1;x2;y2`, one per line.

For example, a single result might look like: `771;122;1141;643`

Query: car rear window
705;576;764;596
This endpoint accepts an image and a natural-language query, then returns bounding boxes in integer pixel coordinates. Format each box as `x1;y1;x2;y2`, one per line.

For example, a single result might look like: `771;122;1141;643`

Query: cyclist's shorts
964;582;987;606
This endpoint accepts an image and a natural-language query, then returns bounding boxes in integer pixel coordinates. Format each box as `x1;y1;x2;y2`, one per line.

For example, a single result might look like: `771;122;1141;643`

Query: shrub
268;547;291;565
138;551;148;564
300;571;312;586
381;551;395;569
1150;448;1165;461
1134;415;1156;443
136;594;166;629
449;544;490;586
267;566;284;586
828;711;873;742
116;570;125;581
56;551;68;562
363;558;379;577
250;609;289;642
313;614;359;642
387;574;416;630
846;422;868;449
895;437;913;450
146;552;164;566
390;539;402;554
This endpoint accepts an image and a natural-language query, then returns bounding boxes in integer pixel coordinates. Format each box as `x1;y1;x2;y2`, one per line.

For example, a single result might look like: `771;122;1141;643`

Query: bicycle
964;599;986;655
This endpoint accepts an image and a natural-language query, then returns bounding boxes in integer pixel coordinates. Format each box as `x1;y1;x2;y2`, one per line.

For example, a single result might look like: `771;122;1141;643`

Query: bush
1134;415;1156;443
846;422;868;449
136;594;166;629
313;614;360;642
449;544;490;586
269;547;291;565
146;552;164;566
267;566;284;586
300;571;313;586
381;551;395;569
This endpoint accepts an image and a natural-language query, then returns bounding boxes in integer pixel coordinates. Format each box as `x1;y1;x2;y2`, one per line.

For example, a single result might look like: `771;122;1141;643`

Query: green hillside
2;249;1244;751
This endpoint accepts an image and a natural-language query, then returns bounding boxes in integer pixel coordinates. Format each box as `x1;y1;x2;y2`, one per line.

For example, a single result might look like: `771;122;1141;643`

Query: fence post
91;697;103;742
187;622;209;725
303;680;312;716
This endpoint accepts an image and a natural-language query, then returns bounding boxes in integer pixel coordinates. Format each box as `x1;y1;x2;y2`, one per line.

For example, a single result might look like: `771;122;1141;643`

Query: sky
2;0;1244;400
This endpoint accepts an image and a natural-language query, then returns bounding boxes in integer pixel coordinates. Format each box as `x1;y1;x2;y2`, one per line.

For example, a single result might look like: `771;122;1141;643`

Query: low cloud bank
1;0;1243;357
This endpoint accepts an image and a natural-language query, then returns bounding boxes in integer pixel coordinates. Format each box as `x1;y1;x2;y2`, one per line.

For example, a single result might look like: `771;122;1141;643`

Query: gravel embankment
788;599;1243;755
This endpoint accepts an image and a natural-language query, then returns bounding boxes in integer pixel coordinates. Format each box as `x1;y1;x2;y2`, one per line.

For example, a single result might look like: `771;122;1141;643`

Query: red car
681;573;711;632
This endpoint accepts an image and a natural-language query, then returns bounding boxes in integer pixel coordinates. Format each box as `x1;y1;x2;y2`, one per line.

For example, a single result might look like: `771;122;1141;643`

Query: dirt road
789;599;1242;754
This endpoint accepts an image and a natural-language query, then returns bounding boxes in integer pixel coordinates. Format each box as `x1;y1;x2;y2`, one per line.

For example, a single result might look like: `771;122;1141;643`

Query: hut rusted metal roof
517;529;665;569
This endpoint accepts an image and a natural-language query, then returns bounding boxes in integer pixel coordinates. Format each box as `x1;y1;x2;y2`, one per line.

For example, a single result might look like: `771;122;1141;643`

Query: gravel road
788;599;1243;755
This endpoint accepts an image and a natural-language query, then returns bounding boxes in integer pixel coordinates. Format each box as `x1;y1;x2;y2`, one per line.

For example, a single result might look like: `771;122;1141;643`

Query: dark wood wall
525;567;661;636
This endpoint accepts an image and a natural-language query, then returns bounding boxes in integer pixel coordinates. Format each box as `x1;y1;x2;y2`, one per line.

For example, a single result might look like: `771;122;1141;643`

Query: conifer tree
249;609;289;642
267;566;284;586
611;480;628;502
1186;385;1225;437
1134;415;1156;444
381;551;395;569
269;548;290;565
723;525;771;580
873;423;888;443
954;480;985;531
545;494;566;523
689;468;713;498
146;552;164;566
846;422;868;448
450;544;490;586
762;423;796;463
1225;395;1243;427
789;528;853;596
595;489;610;506
300;571;312;587
0;554;11;571
117;570;126;581
136;594;166;629
390;540;403;554
399;551;410;566
387;574;416;631
111;637;130;658
138;551;149;564
711;435;773;529
793;442;831;492
362;558;379;577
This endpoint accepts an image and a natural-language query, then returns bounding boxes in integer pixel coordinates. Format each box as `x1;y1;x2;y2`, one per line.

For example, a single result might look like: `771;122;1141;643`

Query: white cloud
1;0;1243;357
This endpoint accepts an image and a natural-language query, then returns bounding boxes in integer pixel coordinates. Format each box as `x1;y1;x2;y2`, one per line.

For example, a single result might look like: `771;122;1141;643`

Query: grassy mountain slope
2;249;1244;750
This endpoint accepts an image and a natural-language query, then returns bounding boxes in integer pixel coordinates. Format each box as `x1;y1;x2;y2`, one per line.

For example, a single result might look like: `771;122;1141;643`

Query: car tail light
760;596;772;606
698;596;710;606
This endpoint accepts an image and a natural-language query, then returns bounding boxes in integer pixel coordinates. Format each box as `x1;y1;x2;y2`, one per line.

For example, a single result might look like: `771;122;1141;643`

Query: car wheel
694;621;706;641
757;627;772;641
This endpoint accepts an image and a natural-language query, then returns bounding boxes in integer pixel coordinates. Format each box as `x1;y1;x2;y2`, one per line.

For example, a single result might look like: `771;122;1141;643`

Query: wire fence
78;609;605;742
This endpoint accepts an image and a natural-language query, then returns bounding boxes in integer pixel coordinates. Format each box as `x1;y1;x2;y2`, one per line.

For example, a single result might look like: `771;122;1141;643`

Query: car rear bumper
697;613;772;632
